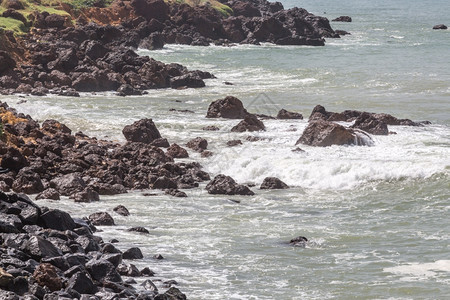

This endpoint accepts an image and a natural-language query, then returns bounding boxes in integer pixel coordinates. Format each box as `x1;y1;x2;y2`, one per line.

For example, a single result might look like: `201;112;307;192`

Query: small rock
113;205;130;216
226;140;242;147
128;227;150;234
260;177;289;189
332;16;352;22
433;24;447;30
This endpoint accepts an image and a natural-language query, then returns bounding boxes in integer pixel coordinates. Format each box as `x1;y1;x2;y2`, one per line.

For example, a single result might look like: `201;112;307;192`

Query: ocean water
2;0;450;299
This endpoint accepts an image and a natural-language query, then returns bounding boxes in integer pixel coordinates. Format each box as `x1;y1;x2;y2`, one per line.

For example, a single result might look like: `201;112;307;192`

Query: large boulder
26;236;63;259
231;114;265;132
88;212;115;226
206;96;249;119
49;174;86;196
296;120;369;147
122;118;162;144
206;174;254;196
166;143;188;158
40;209;76;231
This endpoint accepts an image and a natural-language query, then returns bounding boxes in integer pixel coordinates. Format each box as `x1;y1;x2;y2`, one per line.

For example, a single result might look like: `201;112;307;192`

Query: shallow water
2;0;450;298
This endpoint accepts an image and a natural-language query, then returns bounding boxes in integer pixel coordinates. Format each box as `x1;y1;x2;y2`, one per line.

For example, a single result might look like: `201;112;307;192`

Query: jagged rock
350;112;388;135
170;73;205;89
260;177;289;189
49;174;86;196
32;263;63;292
231;114;265;132
206;96;249;119
186;137;207;152
122;118;162;144
166;143;189;158
85;258;122;283
206;174;254;196
70;187;100;203
40;209;76;231
67;271;97;295
36;188;60;200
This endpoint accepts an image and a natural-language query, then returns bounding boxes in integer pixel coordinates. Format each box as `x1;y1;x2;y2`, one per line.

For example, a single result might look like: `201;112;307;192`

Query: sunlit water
2;0;449;298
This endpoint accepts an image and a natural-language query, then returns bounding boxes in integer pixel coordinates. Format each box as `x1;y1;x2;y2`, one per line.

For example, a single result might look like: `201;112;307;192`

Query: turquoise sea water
2;0;449;299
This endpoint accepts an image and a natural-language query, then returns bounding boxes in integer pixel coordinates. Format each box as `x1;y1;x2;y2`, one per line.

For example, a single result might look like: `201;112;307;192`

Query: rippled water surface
2;0;449;298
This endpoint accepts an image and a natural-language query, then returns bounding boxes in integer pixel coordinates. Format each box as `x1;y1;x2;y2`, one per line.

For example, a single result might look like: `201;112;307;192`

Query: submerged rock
277;109;303;119
433;24;447;30
332;16;352;22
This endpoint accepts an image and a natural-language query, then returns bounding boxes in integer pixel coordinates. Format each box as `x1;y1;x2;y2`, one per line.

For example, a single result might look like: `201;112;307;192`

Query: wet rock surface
0;101;211;198
0;190;187;299
260;177;289;189
206;96;249;119
206;174;254;196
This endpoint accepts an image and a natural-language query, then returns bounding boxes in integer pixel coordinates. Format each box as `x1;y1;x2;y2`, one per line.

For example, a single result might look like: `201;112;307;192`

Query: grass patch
0;16;27;33
168;0;233;17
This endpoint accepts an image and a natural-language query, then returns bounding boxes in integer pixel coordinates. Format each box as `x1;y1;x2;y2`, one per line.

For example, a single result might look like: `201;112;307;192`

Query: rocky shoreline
0;96;431;298
0;0;344;96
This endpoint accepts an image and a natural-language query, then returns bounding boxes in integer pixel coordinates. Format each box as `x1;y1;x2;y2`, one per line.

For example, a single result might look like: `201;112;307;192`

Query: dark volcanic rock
88;212;115;226
40;209;76;231
289;236;308;247
277;109;303;119
113;205;130;216
170;73;205;89
296;120;369;147
206;96;249;119
231;114;265;132
206;174;254;196
227;139;242;147
332;16;352;22
166;143;189;158
186;137;208;152
123;247;144;260
260;177;289;189
0;50;16;74
122;118;162;144
433;24;447;30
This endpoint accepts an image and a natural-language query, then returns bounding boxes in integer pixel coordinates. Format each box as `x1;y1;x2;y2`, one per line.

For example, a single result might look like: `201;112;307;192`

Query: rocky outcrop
231;114;266;132
296;120;370;147
206;174;254;196
0;190;186;299
260;177;289;189
206;96;249;119
308;105;421;127
350;112;388;135
0;101;210;198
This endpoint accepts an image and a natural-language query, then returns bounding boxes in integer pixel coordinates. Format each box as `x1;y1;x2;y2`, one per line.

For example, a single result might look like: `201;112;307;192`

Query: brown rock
350;112;388;135
166;143;188;158
186;137;207;152
277;109;303;119
231;114;265;132
206;174;254;196
296;120;369;147
260;177;289;189
122;118;162;144
88;212;115;226
206;96;249;119
33;263;63;292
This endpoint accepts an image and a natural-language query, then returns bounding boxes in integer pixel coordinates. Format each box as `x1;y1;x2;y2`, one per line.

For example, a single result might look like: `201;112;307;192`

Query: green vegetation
0;121;4;140
63;0;113;10
169;0;233;17
0;15;27;33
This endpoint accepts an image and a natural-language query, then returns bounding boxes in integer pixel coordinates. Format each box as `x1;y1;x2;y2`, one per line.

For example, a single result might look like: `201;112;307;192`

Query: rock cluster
0;190;186;299
297;105;428;147
0;101;210;198
0;0;343;94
